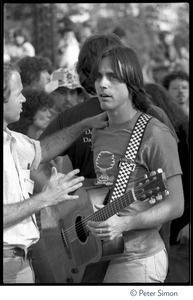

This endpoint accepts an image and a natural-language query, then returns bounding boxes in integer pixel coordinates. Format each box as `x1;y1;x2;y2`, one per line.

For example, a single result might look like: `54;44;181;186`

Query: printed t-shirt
92;111;182;259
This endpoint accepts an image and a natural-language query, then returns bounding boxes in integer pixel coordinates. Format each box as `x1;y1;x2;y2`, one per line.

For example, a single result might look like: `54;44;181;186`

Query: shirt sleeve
141;122;182;178
147;105;179;143
30;139;42;170
12;131;42;170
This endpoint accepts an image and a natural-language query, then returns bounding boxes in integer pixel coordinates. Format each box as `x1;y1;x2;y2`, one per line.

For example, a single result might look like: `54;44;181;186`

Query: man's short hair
162;70;189;90
4;63;20;103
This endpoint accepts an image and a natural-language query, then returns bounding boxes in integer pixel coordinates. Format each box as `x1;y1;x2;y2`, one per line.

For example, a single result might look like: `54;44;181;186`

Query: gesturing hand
42;167;84;207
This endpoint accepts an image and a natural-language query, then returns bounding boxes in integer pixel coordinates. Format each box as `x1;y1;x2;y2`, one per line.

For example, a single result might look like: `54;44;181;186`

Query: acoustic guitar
41;168;169;283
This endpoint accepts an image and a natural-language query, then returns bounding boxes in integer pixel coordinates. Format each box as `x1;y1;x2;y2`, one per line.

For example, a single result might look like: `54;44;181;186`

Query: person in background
6;28;35;63
158;31;179;69
13;28;35;57
45;67;87;122
148;43;170;84
3;62;108;283
4;38;11;63
112;26;127;45
175;47;189;75
37;33;179;283
45;66;88;175
162;70;189;118
77;21;93;48
87;44;184;283
8;88;52;139
56;27;80;69
15;55;52;91
142;52;155;84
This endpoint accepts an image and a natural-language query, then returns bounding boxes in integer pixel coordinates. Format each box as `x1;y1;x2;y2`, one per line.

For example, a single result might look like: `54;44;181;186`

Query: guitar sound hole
75;216;87;243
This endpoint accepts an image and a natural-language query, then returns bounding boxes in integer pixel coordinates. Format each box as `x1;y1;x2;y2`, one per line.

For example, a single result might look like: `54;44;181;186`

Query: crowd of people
3;21;190;285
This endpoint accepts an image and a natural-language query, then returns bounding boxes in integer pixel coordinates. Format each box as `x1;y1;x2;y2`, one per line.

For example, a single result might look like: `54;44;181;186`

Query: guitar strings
62;176;159;240
63;178;158;239
63;185;147;240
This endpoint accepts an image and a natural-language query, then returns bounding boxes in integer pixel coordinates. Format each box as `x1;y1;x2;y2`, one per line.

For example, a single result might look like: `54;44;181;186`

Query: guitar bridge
59;219;72;259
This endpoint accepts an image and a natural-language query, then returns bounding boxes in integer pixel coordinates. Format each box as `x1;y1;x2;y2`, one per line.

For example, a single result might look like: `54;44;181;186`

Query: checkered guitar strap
109;113;152;203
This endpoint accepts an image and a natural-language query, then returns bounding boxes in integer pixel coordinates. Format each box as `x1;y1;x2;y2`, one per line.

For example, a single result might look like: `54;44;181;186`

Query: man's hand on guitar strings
87;189;165;241
87;204;123;241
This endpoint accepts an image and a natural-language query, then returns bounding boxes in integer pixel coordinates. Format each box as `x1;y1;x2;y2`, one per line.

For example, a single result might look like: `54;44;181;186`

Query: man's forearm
40;120;86;163
120;175;184;232
40;115;106;163
3;194;46;229
120;200;171;232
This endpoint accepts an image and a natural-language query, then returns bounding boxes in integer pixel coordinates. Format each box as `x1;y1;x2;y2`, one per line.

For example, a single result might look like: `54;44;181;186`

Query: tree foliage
4;3;189;68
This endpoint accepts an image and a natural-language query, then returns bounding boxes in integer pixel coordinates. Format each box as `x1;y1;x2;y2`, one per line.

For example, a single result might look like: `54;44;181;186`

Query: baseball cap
45;67;83;93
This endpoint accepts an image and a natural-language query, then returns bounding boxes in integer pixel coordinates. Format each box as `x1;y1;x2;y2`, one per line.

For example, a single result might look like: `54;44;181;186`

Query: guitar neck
83;170;168;225
87;189;136;223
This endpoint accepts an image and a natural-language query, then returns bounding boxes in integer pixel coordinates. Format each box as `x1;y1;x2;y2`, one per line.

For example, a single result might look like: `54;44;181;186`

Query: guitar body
41;170;168;283
41;184;116;283
40;207;75;283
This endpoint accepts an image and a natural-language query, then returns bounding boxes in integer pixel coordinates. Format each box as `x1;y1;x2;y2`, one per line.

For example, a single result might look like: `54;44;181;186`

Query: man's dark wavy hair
91;45;151;112
15;56;52;88
76;33;124;95
162;70;189;90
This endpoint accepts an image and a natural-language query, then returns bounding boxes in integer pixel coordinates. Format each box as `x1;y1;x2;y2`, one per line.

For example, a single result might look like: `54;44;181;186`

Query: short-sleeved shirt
4;128;42;249
40;97;178;179
92;111;182;259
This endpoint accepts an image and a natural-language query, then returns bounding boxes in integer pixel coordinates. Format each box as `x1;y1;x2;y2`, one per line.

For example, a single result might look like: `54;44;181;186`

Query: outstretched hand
42;167;84;207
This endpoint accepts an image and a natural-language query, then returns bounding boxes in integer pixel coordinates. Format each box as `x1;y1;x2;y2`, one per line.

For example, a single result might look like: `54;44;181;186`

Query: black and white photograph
2;2;190;297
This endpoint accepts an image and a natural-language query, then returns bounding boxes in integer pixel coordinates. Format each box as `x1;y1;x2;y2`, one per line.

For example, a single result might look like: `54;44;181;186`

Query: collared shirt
3;128;42;248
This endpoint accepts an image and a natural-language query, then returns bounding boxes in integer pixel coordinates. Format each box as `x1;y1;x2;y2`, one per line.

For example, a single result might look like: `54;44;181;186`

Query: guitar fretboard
84;189;135;224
